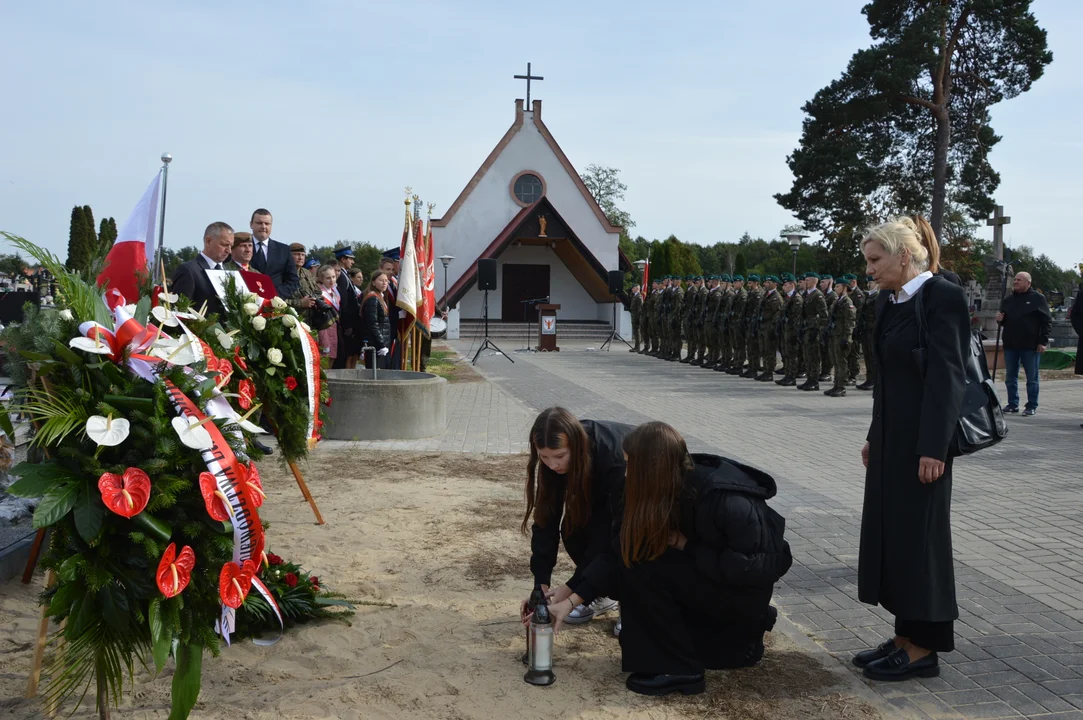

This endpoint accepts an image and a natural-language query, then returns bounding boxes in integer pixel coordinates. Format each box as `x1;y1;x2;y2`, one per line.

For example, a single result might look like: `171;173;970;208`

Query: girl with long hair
520;408;633;630
617;422;792;697
360;271;392;369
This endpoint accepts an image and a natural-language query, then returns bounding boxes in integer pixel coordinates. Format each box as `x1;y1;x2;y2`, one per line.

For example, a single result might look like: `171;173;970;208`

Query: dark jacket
529;419;634;603
1071;290;1083;375
171;255;225;318
336;269;362;355
360;293;392;350
679;454;792;594
251;238;300;299
935;268;963;287
1000;288;1052;350
861;276;969;622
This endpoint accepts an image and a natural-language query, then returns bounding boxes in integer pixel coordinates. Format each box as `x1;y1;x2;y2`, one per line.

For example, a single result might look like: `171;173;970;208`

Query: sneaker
563;597;618;625
614;619;622;637
1023;408;1036;417
1004;405;1019;413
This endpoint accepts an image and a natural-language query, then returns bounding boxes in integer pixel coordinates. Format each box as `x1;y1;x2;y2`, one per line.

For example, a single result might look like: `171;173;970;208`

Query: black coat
1071;290;1083;375
1000;288;1052;350
529;419;634;603
360;294;392;351
251;238;300;299
171;255;225;318
679;454;793;607
861;277;969;622
336;269;361;355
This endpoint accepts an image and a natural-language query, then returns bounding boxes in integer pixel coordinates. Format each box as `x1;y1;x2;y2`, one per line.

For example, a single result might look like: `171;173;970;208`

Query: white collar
892;271;934;304
200;252;223;269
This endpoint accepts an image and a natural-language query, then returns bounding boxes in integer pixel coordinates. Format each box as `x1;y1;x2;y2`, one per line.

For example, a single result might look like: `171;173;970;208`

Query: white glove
377;348;389;357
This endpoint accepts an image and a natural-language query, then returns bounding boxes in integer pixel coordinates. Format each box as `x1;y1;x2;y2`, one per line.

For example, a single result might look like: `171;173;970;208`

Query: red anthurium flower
216;358;234;387
233;346;248;371
198;472;231;521
243;462;265;509
156;543;195;598
97;468;151;518
284;376;298;391
199;340;221;374
252;531;266;569
219;559;257;608
237;379;256;410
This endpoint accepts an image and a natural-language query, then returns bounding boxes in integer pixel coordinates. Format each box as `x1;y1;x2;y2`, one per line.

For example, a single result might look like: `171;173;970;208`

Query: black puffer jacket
360;293;392;351
679;454;792;591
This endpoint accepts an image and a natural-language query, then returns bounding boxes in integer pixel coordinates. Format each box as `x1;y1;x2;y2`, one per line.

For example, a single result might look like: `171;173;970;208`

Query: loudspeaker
607;270;624;295
477;258;498;291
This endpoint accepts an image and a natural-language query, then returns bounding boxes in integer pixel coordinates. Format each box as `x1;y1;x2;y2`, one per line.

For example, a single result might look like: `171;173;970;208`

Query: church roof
431;99;622;234
440;196;632;310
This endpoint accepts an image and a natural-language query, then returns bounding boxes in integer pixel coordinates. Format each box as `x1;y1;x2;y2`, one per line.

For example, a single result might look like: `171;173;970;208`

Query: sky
1;0;1080;269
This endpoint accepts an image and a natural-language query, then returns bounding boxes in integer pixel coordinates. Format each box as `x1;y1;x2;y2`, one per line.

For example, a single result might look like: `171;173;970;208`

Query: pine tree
81;205;98;264
66;206;89;271
99;217;118;255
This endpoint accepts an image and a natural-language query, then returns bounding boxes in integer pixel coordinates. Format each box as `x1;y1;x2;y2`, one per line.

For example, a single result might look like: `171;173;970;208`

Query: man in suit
249;208;299;298
171;221;234;318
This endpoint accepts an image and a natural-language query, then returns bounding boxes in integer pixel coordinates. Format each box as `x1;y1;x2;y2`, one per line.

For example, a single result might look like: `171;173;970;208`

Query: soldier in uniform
650;276;669;357
725;275;748;374
741;274;763;378
677;275;694;362
687;276;706;365
757;275;784;381
845;274;865;384
825;278;856;397
703;275;723;369
856;276;879;390
818;274;837;383
714;275;734;372
672;275;688;361
629;284;644;353
799;272;828;391
776;274;804;386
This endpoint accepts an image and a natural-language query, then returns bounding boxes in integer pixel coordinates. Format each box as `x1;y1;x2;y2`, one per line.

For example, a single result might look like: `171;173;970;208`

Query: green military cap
764;274;780;283
684;274;694;281
747;273;760;281
842;273;855;281
802;271;819;279
820;274;833;281
720;274;731;282
732;274;744;281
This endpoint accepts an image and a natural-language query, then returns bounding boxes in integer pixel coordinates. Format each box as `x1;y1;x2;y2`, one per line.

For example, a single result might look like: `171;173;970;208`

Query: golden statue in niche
538;214;548;238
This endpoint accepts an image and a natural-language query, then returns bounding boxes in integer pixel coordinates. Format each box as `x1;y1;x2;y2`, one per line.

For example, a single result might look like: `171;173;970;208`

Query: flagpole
154;152;172;284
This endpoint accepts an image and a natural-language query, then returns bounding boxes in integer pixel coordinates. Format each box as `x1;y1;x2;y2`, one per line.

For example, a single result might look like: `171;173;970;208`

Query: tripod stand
599;297;633;351
472;289;514;365
515;296;549;353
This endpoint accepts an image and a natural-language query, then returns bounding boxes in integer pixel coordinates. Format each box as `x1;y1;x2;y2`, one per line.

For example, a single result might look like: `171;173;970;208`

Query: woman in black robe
519;408;633;629
616;422;791;696
857;216;970;681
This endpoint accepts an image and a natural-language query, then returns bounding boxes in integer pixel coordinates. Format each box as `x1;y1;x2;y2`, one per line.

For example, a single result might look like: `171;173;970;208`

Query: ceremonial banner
417;219;435;336
96;172;161;301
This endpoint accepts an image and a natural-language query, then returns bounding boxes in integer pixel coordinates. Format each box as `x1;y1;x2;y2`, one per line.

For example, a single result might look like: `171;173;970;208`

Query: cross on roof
514;62;543;107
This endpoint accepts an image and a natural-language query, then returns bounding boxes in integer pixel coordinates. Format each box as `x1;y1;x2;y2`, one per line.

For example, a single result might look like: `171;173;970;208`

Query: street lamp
438;255;455;309
633;259;647;294
782;232;809;279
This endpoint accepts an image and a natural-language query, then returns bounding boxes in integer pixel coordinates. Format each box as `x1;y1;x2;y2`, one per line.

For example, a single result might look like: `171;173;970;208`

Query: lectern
537;304;561;352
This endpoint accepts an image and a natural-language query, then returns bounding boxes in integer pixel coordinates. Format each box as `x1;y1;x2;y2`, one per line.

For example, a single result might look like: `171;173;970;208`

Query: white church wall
432;107;620;296
457;245;601;321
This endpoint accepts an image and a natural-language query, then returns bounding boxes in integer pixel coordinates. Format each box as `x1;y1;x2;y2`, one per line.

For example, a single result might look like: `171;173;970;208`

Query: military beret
764;274;780;283
820;274;833;281
232;232;253;247
747;273;760;281
288;242;305;252
803;271;819;279
684;274;694;281
720;274;731;282
842;273;855;281
732;274;744;282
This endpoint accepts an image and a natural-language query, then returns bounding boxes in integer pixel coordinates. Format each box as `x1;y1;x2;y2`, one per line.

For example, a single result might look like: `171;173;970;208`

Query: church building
434;97;632;335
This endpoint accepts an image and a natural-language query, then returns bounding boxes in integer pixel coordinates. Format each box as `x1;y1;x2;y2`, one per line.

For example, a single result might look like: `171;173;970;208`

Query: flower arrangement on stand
0;235;349;720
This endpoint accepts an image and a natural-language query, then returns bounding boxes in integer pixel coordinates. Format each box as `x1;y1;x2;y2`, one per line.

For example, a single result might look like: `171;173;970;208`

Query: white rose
282;314;297;328
245;293;259;304
267;348;283;364
243;302;260;316
59;308;74;321
271;296;287;310
251;316;267;331
291;325;305;340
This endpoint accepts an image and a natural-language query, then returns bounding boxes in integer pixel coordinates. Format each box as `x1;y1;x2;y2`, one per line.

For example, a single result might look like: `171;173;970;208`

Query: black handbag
913;278;1008;456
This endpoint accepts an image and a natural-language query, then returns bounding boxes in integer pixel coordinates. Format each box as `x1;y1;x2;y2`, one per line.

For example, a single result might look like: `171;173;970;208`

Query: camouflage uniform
858;285;879;388
819;279;838;381
757;280;784;380
689;279;708;364
704;278;723;368
846;277;866;382
678;276;695;362
826;290;856;395
714;278;735;371
742;277;764;377
629;290;644;352
726;279;748;374
668;280;685;361
800;279;829;390
777;280;804;385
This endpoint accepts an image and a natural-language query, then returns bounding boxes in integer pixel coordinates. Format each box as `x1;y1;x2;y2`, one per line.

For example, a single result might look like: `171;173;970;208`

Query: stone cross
514;63;544;107
986;205;1011;261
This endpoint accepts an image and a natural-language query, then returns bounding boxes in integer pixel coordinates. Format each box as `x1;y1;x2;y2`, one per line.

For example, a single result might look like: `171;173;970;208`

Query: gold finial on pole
427;202;435;218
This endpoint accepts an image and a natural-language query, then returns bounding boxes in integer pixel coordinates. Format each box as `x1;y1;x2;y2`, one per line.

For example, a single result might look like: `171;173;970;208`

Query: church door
502;264;550;322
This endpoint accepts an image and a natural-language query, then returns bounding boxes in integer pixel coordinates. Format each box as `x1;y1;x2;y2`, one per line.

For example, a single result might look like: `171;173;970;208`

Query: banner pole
153;153;172;280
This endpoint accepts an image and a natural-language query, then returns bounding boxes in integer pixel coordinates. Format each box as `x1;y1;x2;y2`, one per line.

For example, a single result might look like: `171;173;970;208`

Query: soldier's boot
777;376;797;386
630;343;640;352
818;372;832;382
775;368;786;375
741;365;757;378
825;387;846;397
798;380;820;391
857;380;875;391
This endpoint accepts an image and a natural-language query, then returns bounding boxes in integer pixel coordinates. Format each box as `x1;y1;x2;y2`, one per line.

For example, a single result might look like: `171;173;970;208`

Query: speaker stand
515;299;537;353
599;298;632;351
472;289;514;365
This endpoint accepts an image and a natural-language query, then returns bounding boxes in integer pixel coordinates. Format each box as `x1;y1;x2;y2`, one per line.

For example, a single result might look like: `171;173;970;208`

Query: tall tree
580;164;635;230
776;1;1051;239
99;217;118;255
66;206;90;272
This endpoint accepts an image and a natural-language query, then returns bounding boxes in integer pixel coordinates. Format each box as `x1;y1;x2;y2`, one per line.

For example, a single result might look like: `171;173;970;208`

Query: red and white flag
96;172;161;302
396;213;421;329
417;219;436;336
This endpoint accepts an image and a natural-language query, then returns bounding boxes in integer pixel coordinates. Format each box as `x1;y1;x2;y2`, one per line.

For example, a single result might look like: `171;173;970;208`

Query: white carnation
251;316;267;331
243;302;260;316
271;296;287;310
267;348;283;364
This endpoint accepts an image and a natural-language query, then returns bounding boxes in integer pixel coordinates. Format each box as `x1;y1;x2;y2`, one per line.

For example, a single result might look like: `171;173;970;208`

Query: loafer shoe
852;638;898;668
626;672;705;696
862;648;939;681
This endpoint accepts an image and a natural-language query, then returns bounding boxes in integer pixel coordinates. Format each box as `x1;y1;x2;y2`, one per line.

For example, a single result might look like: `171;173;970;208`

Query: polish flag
96;173;161;302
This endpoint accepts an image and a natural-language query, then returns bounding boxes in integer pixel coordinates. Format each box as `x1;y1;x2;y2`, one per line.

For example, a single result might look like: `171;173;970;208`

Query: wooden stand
536;304;561;352
288;460;325;525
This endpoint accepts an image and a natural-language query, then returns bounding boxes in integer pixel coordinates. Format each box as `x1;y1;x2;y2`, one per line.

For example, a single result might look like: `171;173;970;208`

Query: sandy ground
1;451;882;720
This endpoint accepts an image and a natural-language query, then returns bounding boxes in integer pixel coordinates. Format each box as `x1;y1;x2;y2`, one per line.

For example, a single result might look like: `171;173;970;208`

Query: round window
512;173;544;205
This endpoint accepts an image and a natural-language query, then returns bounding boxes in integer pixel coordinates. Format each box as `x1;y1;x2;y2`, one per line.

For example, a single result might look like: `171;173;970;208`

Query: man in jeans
996;272;1052;416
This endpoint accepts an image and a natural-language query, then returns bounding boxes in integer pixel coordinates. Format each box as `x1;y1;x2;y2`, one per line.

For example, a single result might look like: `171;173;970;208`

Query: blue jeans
1003;348;1040;410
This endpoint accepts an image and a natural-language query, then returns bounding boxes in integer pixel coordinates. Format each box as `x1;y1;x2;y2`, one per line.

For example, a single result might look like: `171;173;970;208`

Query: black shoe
846;379;856;387
852;639;898;669
629;346;639;353
825;388;846;397
679;357;691;363
774;369;786;375
862;648;939;681
1004;405;1018;413
714;364;729;372
626;672;706;697
856;381;875;391
799;382;820;391
254;439;274;455
818;374;832;382
726;367;743;375
740;369;757;378
777;377;797;386
796;372;807;379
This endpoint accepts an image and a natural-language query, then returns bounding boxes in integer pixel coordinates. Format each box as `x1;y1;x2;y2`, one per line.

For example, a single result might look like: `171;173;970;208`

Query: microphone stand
515;296;550;353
